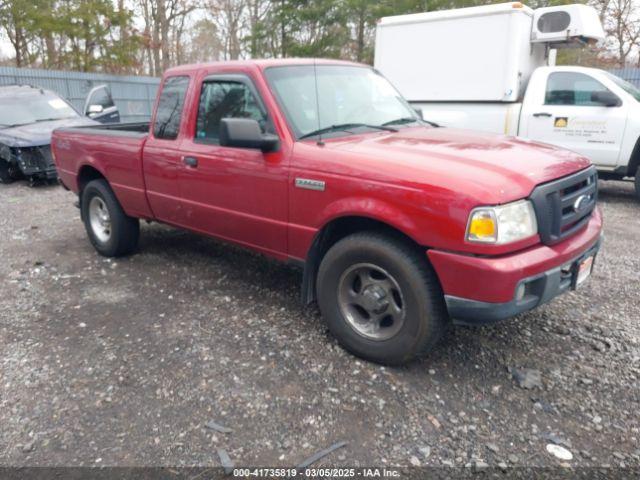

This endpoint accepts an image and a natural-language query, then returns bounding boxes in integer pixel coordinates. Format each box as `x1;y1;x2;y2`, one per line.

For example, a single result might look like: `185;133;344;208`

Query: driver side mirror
591;90;621;107
219;118;279;153
413;107;424;120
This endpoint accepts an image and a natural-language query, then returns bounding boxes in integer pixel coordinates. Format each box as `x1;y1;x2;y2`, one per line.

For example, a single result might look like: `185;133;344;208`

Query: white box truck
375;2;640;200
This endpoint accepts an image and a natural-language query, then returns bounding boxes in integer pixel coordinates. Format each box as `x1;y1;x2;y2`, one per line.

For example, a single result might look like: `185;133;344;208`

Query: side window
195;80;267;143
154;76;189;140
545;72;612;106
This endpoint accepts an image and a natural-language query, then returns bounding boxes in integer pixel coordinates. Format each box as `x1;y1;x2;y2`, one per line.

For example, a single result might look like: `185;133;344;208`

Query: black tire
635;166;640;201
81;179;139;257
0;159;15;184
316;232;449;365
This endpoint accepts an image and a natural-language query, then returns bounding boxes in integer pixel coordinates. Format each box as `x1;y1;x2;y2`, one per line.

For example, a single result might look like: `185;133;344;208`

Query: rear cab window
153;76;190;140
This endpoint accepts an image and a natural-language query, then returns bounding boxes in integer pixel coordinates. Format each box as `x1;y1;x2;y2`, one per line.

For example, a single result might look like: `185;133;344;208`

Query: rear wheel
635;166;640;201
81;179;139;257
317;232;449;365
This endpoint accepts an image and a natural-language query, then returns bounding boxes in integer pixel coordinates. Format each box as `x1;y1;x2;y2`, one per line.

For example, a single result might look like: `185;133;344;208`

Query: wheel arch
625;136;640;177
77;164;107;194
301;215;429;305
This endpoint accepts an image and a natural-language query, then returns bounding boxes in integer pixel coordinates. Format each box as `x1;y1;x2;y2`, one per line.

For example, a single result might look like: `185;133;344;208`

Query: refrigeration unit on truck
375;2;640;200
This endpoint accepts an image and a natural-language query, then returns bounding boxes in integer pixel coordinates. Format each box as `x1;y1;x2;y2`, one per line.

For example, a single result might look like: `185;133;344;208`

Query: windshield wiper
33;116;75;123
382;117;440;128
300;123;397;140
382;117;419;126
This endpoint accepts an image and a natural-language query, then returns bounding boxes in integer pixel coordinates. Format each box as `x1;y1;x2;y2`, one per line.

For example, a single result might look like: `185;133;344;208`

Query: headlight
466;200;537;244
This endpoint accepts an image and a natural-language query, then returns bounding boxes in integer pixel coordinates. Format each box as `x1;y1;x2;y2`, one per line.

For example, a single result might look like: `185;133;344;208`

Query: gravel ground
0;179;638;472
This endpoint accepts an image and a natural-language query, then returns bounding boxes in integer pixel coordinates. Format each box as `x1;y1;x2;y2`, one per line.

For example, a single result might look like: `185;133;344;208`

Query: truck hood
322;126;591;203
0;116;97;148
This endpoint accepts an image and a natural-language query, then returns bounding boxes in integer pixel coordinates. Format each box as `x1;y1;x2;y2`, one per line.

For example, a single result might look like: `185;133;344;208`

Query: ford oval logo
573;194;591;213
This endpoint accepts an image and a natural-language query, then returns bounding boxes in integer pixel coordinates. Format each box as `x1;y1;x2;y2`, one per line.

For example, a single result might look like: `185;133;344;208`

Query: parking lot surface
1;180;638;470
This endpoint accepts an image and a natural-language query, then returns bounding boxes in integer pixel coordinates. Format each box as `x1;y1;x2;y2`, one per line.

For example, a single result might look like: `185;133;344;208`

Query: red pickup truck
52;59;603;365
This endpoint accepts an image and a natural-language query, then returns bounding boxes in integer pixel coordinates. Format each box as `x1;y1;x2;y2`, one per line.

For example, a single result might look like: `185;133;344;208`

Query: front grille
529;166;598;245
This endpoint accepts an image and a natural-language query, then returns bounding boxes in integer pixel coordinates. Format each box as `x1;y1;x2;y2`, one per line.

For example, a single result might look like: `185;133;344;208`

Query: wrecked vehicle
0;84;118;184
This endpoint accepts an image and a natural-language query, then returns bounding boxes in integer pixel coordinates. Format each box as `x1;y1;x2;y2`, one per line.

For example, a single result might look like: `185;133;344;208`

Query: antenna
313;58;324;146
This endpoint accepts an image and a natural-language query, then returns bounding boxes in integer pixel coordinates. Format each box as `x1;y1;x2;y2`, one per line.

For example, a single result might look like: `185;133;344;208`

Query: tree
137;0;197;75
180;17;226;63
595;0;640;66
0;0;41;67
251;0;351;58
0;0;140;71
208;0;247;60
246;0;271;57
51;0;136;72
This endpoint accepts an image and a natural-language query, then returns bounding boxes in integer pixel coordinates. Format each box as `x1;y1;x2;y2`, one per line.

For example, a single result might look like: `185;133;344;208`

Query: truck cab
519;66;640;181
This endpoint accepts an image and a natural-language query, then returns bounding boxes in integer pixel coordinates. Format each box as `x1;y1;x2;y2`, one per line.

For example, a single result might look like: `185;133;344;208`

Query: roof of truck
378;2;533;27
164;58;366;76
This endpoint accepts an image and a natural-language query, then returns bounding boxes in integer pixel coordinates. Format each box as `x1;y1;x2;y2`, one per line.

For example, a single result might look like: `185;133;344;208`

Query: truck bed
57;121;150;136
52;122;153;219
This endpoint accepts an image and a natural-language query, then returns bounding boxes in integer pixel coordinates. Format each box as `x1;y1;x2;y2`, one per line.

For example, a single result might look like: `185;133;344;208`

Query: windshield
264;65;419;140
0;90;79;127
605;72;640;102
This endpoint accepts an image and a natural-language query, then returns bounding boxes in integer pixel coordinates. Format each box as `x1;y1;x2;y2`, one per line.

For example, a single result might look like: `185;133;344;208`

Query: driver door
520;71;627;167
177;74;289;257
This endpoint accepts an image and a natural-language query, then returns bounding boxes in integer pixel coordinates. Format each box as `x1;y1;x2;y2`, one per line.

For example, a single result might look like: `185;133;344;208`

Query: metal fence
608;68;640;88
0;67;160;123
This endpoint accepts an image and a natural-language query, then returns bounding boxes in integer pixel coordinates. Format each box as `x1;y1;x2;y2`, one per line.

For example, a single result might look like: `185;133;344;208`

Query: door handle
533;112;552;118
183;156;198;168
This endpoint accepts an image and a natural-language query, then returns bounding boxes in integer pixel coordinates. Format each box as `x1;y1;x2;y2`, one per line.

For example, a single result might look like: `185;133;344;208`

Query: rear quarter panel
52;128;153;219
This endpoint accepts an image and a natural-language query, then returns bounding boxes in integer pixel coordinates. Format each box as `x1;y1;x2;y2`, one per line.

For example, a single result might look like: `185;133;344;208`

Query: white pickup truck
375;2;640;200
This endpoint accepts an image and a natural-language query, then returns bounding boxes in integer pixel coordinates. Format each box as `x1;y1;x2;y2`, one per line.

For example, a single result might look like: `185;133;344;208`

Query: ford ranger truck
51;59;603;365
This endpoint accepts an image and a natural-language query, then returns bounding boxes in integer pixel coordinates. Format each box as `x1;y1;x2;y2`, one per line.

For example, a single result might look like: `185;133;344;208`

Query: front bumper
444;238;601;324
21;165;58;180
428;209;603;325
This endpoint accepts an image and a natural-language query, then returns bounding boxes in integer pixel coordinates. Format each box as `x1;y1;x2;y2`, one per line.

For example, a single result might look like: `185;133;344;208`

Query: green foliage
0;0;139;71
246;0;525;64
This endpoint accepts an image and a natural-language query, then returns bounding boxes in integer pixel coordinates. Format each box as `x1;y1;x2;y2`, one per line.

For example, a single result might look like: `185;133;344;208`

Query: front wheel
316;232;449;365
81;179;140;257
635;166;640;201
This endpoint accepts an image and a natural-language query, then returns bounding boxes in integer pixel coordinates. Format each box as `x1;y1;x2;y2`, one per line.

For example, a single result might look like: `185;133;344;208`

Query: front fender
316;196;421;243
